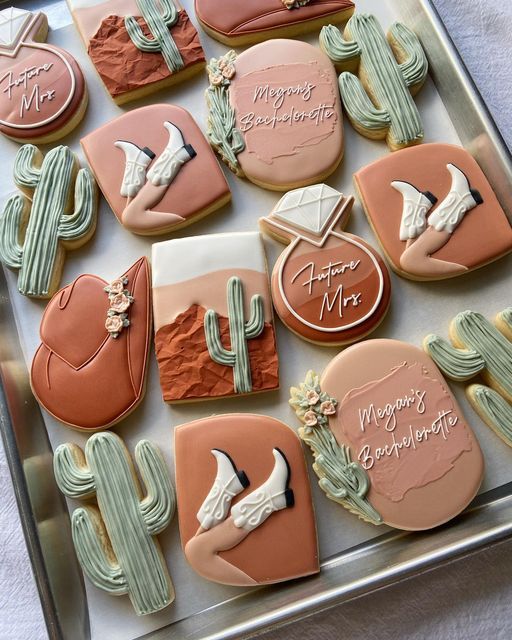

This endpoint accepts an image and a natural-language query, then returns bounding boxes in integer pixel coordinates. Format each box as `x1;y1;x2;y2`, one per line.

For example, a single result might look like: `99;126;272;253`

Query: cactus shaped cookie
320;14;428;150
54;431;176;616
424;309;512;448
0;144;97;298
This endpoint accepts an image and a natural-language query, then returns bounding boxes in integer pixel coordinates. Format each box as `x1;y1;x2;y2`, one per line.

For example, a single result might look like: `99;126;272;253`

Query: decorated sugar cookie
320;13;427;150
196;0;354;46
31;258;151;431
290;339;484;530
425;309;512;448
175;413;318;586
206;39;344;191
68;0;205;104
0;144;97;298
152;231;279;403
54;431;176;615
81;104;230;236
0;7;87;143
260;184;391;346
354;144;512;280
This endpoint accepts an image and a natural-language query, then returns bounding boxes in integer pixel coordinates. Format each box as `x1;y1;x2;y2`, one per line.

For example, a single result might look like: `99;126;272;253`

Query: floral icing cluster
290;370;337;433
104;277;134;338
282;0;311;8
207;50;237;87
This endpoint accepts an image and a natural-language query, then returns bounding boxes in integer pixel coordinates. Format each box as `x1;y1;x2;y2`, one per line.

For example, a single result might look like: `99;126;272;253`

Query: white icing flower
105;315;124;335
306;389;320;405
210;73;223;86
110;293;131;313
320;400;336;416
222;65;235;80
304;410;318;427
108;278;125;294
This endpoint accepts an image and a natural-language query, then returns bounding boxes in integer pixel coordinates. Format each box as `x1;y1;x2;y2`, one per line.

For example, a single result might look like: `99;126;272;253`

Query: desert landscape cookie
81;104;231;236
206;39;343;191
195;0;354;46
0;7;88;143
425;308;512;448
31;258;151;431
68;0;205;104
175;413;318;586
54;431;176;615
290;339;484;530
354;143;512;280
0;144;97;298
260;184;391;345
152;231;279;403
320;13;427;150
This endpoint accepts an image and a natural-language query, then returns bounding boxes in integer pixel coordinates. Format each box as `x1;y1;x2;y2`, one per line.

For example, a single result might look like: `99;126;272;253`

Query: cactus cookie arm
58;168;97;242
13;144;42;190
0;195;25;269
53;443;96;499
125;16;161;51
339;72;391;133
72;507;128;594
204;309;236;366
497;308;512;339
320;24;360;64
468;384;512;447
423;334;486;381
245;295;265;339
136;441;176;536
389;23;428;89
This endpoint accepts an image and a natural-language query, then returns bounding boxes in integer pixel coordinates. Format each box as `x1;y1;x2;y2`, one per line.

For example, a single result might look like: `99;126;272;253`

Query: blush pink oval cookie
290;339;484;530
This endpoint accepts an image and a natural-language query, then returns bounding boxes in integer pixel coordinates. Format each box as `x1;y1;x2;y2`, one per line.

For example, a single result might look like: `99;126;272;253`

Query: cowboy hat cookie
81;104;231;236
31;258;151;431
152;231;279;403
195;0;354;46
290;339;484;530
354;144;512;280
175;414;318;586
0;144;97;298
259;184;391;346
320;13;427;150
54;431;176;615
424;308;512;448
68;0;205;104
206;39;344;191
0;7;88;143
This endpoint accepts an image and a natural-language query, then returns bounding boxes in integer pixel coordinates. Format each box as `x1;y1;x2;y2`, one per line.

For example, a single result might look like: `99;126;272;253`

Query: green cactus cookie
0;144;97;298
320;13;428;150
54;432;176;616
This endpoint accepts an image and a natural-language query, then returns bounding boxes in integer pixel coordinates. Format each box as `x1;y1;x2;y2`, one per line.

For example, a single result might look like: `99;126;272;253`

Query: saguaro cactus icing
125;0;184;73
54;432;176;616
424;308;512;447
204;276;265;394
320;14;428;150
0;144;97;298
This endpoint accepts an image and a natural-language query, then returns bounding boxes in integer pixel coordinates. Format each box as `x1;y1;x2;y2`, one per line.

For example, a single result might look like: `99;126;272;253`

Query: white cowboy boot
428;163;483;233
114;140;155;198
196;449;249;530
391;180;437;241
231;448;294;532
147;121;196;187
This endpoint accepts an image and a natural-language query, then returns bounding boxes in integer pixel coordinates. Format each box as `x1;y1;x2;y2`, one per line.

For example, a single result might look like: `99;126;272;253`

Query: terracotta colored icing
320;339;484;530
260;185;391;344
195;0;354;42
31;258;152;430
0;9;86;141
81;105;230;234
175;414;319;585
355;144;512;279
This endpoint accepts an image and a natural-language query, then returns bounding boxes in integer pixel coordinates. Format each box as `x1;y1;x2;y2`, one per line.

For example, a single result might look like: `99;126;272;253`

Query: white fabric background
1;0;511;638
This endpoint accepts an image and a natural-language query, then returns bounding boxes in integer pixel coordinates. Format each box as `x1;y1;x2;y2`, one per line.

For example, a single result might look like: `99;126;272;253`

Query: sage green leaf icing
0;144;97;298
390;22;428;88
290;370;382;525
206;50;245;173
321;14;426;146
469;384;512;446
204;276;265;394
125;0;184;73
424;334;486;380
54;432;176;616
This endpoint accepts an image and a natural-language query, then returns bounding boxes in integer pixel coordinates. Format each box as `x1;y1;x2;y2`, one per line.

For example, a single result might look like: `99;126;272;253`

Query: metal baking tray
1;0;512;638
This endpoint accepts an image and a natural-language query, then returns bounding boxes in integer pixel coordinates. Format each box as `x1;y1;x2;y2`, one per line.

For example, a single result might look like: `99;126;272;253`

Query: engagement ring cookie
175;414;318;586
195;0;354;46
0;144;97;298
81;104;230;236
152;231;279;403
290;339;484;530
54;432;176;615
0;7;88;142
260;184;391;345
31;258;151;431
206;39;343;191
68;0;205;104
354;144;512;280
